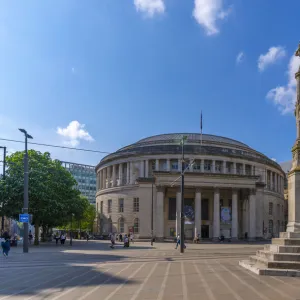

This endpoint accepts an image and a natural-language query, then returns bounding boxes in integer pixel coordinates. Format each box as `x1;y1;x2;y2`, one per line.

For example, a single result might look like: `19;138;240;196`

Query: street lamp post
151;181;154;246
180;137;186;254
0;146;6;232
19;128;33;253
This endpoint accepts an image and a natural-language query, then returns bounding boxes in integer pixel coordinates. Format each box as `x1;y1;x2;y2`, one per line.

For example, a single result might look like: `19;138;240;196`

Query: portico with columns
153;171;261;241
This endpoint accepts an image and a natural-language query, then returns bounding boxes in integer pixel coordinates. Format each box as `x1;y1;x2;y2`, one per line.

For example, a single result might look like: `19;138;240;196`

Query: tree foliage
0;150;89;244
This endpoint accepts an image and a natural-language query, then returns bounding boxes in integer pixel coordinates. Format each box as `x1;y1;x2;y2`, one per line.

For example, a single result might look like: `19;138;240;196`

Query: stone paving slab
0;241;299;300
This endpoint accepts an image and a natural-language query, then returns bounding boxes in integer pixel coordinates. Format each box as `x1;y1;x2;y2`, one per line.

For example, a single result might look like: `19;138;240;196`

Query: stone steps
272;238;300;246
250;255;300;270
239;260;300;277
265;244;300;253
257;250;300;261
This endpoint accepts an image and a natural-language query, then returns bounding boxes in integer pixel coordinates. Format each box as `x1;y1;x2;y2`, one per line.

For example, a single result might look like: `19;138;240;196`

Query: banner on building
221;207;231;224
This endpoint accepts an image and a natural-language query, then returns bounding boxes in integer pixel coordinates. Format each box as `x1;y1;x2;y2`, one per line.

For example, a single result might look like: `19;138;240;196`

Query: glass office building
61;161;96;205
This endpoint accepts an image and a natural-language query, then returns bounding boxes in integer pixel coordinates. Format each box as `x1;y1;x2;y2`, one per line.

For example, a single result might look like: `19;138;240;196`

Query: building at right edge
95;133;286;240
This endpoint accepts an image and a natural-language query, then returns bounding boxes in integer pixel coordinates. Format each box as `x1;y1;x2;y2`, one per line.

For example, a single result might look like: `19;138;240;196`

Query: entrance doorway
201;225;209;238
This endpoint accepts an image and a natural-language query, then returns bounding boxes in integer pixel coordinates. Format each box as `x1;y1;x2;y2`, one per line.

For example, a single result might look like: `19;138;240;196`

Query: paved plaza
0;240;299;300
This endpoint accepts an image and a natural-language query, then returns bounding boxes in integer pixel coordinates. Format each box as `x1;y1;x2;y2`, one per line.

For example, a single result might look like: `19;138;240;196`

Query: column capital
195;187;202;194
214;187;220;193
232;188;238;194
157;186;165;193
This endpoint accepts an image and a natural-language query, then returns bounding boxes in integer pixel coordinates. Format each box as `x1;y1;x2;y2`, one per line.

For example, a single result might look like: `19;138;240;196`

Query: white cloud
57;121;94;147
271;158;277;162
134;0;165;17
193;0;231;36
258;46;286;72
236;52;244;64
266;55;300;114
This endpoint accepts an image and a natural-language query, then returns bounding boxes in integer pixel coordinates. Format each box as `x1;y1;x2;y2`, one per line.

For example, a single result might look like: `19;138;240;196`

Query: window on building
133;198;139;212
277;204;280;217
215;161;222;173
171;160;178;170
118;217;124;233
193;160;201;171
168;198;176;220
108;199;112;213
201;199;209;220
96;202;99;212
100;201;103;214
204;160;211;171
119;198;124;213
226;162;232;174
133;218;139;233
268;220;273;234
228;199;232;207
269;202;273;215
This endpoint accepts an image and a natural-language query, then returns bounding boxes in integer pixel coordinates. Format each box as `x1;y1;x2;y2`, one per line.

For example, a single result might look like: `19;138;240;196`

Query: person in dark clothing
1;231;11;257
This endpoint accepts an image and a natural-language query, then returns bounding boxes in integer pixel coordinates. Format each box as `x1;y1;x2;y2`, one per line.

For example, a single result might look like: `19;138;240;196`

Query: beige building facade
95;134;286;241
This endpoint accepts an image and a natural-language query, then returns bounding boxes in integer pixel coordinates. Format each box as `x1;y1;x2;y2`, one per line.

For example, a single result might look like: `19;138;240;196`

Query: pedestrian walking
130;233;134;244
60;233;66;245
55;232;60;245
1;231;11;257
175;235;180;249
110;234;115;249
29;230;33;245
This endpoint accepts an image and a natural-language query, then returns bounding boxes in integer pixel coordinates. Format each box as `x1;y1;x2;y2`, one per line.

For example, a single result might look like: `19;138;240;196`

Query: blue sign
19;214;29;223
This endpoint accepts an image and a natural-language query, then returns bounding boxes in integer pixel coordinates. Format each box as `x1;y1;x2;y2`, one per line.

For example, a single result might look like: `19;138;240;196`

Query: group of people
110;233;133;249
54;232;67;245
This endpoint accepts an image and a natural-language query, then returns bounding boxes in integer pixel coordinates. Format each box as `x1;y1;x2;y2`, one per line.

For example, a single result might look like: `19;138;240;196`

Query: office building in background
61;161;96;205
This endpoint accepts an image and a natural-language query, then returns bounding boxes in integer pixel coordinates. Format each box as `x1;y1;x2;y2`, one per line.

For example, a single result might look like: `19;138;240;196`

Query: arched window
118;218;124;233
134;218;139;234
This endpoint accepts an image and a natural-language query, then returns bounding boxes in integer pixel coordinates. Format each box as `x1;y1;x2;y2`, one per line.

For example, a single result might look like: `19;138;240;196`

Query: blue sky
1;0;300;167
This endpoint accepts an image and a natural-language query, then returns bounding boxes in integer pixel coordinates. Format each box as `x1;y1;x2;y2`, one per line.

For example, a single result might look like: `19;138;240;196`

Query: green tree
0;150;82;245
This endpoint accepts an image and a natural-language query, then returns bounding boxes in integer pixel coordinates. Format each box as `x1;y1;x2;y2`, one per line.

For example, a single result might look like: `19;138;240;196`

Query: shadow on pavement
0;251;138;297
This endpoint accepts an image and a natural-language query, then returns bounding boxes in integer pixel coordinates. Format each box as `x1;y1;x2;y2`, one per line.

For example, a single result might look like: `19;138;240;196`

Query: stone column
194;188;202;239
156;187;165;241
130;162;135;184
189;159;194;172
178;159;182;172
119;164;123;186
176;190;181;236
274;173;278;192
139;161;144;178
212;160;215;173
155;159;159;171
223;161;227;174
213;188;220;239
232;189;238;240
249;189;256;241
270;172;274;191
145;160;149;177
111;165;115;187
200;160;204;172
96;172;100;190
233;162;237;174
126;163;130;184
256;184;264;238
103;168;107;189
166;159;170;171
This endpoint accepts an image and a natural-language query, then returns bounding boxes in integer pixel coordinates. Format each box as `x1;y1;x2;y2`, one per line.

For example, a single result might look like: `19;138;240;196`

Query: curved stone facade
95;134;286;240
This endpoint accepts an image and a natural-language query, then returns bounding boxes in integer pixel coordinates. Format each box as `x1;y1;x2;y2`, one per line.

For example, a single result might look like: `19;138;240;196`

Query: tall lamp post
151;181;154;246
19;128;33;253
0;146;6;232
180;136;187;254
